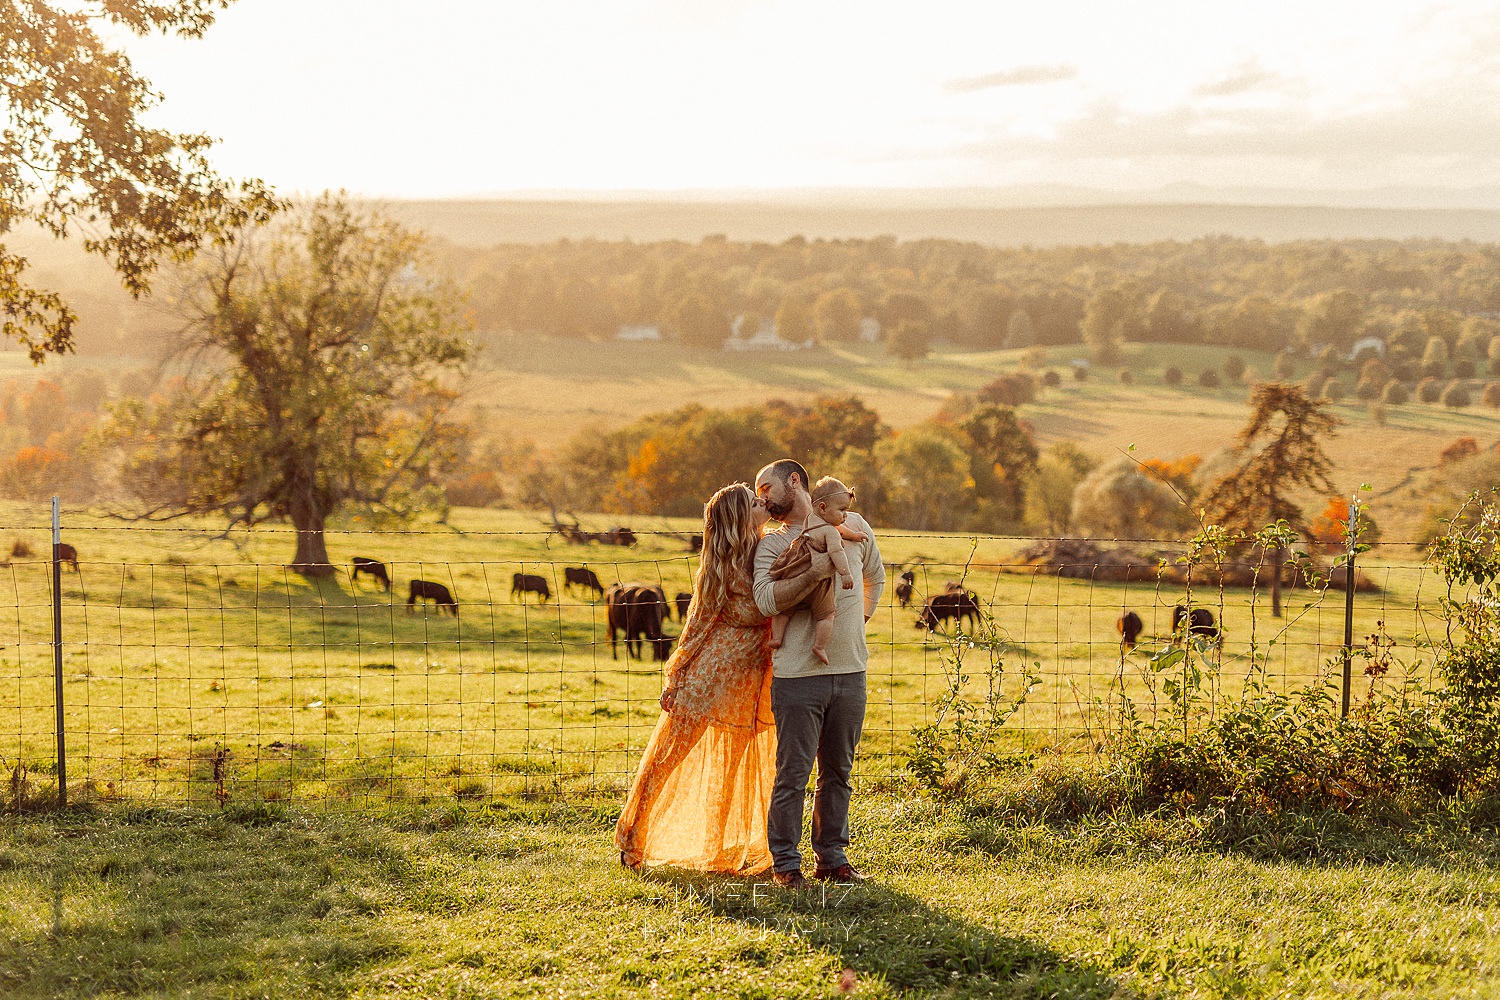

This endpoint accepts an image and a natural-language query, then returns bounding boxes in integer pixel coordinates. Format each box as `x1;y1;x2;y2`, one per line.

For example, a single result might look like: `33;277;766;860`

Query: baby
767;476;865;664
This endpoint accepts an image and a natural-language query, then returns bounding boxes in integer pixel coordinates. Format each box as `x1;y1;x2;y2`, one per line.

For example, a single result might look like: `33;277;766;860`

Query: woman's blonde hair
692;482;760;618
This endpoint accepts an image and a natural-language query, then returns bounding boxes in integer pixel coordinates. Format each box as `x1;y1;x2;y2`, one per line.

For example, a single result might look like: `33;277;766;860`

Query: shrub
1484;382;1500;410
1197;369;1220;388
1321;379;1345;401
1442;381;1472;408
1071;364;1088;382
1222;354;1246;380
1163;366;1182;386
1272;351;1297;379
1455;359;1477;378
1041;369;1061;387
1382;381;1410;404
1418;377;1443;403
1439;437;1479;468
977;373;1038;407
1355;378;1380;400
1117;368;1133;385
1393;361;1417;382
1303;371;1329;397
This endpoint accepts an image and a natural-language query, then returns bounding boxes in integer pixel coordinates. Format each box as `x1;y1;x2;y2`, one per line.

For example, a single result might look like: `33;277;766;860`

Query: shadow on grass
638;869;1123;999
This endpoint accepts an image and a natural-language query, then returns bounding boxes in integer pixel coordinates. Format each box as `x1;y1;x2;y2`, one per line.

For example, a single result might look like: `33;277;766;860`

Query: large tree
959;405;1038;530
100;194;471;574
1201;382;1340;615
3;0;276;360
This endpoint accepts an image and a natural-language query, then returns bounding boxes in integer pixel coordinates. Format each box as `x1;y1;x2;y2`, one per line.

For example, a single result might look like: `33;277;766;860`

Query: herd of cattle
51;545;1221;660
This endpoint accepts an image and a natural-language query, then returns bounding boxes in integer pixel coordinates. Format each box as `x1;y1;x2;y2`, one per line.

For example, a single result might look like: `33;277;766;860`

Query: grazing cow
1117;610;1144;650
894;569;915;608
511;572;552;603
563;566;605;599
55;542;79;572
606;582;672;661
1172;604;1219;643
688;534;703;554
594;526;638;547
675;591;692;622
408;579;458;616
916;590;981;632
351;556;391;592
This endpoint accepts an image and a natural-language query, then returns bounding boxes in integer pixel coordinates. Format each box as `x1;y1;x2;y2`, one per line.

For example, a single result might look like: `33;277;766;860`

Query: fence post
1339;496;1359;719
51;496;66;807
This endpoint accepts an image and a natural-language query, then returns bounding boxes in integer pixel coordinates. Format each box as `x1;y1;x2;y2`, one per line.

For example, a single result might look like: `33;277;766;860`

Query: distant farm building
725;315;811;352
616;324;663;342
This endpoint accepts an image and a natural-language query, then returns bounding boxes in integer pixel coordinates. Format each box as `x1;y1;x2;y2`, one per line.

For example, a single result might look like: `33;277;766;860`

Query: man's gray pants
767;672;866;873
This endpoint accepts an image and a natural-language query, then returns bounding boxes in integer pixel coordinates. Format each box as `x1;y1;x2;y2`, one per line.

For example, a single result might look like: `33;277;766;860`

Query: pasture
2;794;1500;998
0;502;1443;809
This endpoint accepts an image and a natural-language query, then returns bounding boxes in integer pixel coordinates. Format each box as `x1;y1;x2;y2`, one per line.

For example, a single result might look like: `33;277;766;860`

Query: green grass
1;794;1498;998
0;500;1452;807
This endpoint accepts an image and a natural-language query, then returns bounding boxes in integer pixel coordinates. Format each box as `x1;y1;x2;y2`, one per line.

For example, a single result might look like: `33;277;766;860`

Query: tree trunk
288;480;334;577
1270;543;1285;618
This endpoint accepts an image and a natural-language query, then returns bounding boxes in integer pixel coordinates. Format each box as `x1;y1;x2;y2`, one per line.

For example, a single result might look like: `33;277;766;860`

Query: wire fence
0;514;1449;809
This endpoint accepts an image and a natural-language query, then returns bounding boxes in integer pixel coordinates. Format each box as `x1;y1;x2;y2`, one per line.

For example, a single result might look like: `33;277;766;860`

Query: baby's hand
835;523;867;543
840;572;854;590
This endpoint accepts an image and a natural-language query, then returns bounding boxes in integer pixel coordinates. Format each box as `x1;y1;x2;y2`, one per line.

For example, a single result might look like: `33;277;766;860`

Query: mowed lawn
1;794;1498;999
0;503;1446;807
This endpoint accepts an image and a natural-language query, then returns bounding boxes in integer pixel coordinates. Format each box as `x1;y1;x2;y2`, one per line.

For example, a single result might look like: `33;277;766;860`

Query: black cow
351;556;390;592
675;591;692;622
1172;604;1219;643
606;582;672;661
594;526;638;547
564;566;604;599
1117;610;1144;650
407;579;458;616
56;542;79;572
512;572;552;603
894;569;915;608
688;534;703;554
916;590;981;632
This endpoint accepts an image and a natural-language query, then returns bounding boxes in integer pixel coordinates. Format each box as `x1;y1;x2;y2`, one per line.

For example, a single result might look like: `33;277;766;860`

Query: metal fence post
1340;496;1359;719
51;497;66;807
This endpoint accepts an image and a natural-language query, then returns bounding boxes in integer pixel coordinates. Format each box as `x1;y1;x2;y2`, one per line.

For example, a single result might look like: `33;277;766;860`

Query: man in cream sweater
752;458;885;888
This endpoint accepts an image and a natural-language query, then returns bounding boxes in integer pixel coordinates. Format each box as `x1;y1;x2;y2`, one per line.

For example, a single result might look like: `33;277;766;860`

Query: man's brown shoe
812;863;869;883
772;869;809;890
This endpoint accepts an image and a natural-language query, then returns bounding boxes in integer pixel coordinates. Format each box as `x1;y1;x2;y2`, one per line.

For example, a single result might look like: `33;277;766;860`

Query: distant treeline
430;234;1500;359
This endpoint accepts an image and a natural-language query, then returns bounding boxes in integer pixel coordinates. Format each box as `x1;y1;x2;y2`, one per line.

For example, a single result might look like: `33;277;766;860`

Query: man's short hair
761;458;810;493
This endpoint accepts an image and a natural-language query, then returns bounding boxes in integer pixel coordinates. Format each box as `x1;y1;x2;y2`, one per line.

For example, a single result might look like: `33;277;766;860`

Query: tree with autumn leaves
1202;382;1341;616
2;1;277;360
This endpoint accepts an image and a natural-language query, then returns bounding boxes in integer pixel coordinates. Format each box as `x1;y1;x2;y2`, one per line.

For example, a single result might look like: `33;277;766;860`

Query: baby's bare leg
769;613;788;649
811;613;834;664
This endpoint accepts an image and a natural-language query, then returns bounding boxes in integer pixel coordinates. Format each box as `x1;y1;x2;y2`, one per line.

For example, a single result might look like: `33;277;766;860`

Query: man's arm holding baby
753;535;835;618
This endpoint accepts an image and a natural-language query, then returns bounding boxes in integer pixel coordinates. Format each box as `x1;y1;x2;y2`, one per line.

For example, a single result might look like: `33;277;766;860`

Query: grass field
2;794;1499;999
0;501;1449;809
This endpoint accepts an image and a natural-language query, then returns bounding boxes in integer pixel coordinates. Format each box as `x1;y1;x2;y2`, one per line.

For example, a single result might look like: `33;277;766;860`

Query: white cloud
945;66;1078;94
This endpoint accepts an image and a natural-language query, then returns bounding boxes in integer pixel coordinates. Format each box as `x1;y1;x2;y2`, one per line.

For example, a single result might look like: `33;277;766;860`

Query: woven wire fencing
0;517;1447;809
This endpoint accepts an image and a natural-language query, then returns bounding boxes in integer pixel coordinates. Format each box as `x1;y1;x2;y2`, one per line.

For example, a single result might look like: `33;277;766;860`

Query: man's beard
765;495;793;520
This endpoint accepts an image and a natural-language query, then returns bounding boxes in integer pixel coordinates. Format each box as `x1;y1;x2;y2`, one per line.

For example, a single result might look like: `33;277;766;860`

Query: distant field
468;333;1500;542
380;197;1500;246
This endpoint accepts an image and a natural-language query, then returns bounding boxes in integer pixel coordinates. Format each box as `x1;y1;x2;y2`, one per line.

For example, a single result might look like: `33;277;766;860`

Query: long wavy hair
692;482;760;619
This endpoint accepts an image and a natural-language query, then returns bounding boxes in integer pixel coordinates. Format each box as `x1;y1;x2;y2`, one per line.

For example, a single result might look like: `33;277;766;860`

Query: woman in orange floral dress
616;482;785;874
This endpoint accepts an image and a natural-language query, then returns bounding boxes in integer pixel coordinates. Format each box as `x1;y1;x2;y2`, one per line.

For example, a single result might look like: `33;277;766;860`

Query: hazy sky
119;0;1500;200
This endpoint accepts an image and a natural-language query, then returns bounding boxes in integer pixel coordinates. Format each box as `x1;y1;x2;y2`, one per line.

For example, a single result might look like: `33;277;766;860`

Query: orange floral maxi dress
615;585;775;874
